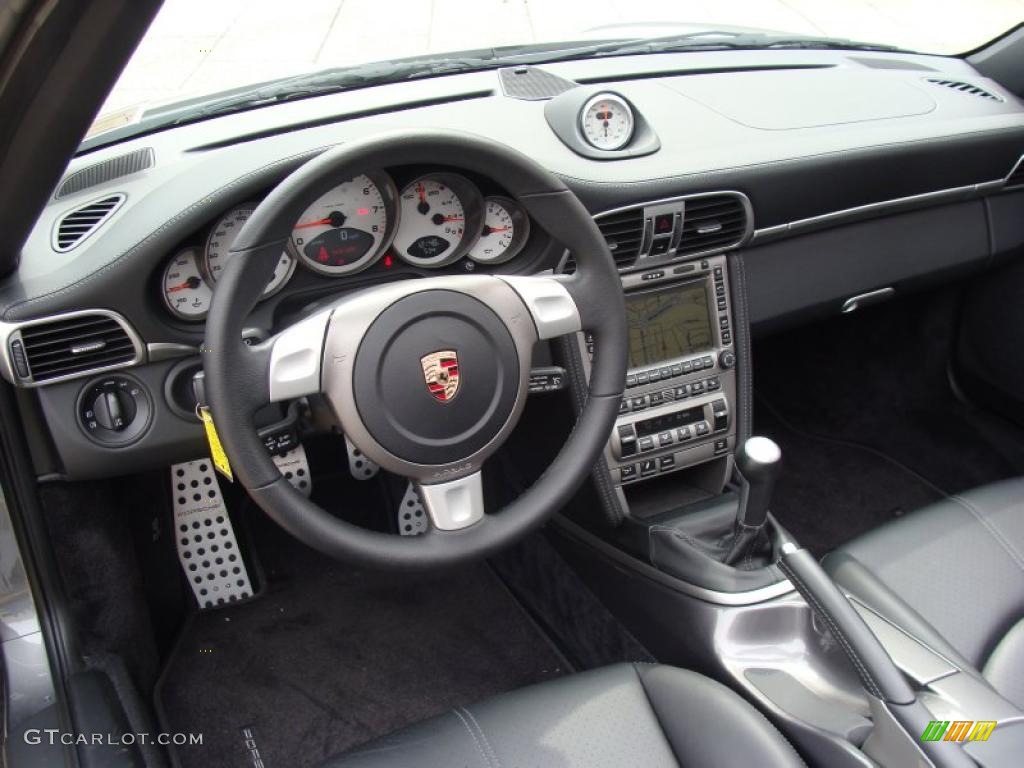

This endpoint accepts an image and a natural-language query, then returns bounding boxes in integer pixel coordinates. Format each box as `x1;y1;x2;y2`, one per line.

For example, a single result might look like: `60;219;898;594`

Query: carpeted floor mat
156;560;568;768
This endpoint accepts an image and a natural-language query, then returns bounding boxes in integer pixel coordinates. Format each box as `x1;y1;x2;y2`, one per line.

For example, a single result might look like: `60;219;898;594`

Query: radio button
620;464;638;481
648;369;662;383
658;431;673;447
639;436;655;452
619;399;630;414
690;380;705;395
659;366;672;379
649;391;663;406
660;455;676;470
682;360;694;374
714;438;729;454
674;385;689;399
631;396;648;411
695;421;711;436
722;331;732;344
626;374;637;388
637;372;650;385
640;459;658;476
677;426;692;441
706;377;721;391
713;266;723;279
618;424;637;440
717;298;727;311
701;355;714;368
670;363;683;376
715;284;726;296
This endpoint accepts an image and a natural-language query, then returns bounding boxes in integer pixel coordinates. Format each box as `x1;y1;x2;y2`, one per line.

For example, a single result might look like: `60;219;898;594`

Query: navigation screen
626;282;713;368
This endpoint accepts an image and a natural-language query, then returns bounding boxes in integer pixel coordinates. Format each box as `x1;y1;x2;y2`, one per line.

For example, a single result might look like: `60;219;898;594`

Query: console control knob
79;375;152;445
718;349;736;369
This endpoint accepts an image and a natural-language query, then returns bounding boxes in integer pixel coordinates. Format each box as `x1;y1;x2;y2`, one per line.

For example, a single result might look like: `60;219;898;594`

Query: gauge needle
417;182;430;215
167;277;201;292
481;226;511;235
431;213;463;225
294;218;332;228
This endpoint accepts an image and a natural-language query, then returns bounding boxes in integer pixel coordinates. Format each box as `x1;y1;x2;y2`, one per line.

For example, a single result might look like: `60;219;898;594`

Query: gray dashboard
5;46;1024;479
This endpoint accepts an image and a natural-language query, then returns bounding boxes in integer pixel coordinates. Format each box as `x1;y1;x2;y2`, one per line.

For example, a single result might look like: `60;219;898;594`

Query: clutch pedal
171;459;254;609
398;482;429;536
346;435;379;480
272;443;311;496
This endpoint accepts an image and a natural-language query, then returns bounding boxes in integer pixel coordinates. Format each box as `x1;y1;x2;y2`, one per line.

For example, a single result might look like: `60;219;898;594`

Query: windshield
91;0;1022;140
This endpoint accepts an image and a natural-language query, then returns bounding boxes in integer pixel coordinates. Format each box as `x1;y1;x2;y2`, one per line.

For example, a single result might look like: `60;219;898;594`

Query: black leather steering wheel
203;131;626;568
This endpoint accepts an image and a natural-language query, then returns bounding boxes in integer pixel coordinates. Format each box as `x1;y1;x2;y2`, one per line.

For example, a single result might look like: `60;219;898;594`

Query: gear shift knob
736;436;782;529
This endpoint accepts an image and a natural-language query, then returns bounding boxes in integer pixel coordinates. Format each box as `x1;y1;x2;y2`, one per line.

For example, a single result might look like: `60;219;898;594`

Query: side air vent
1005;156;1024;188
678;195;749;257
55;147;153;199
595;208;646;269
51;194;125;252
924;78;1003;102
15;312;141;384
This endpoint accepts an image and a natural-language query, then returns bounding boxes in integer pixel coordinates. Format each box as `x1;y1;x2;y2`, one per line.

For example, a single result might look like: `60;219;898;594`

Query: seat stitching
949;494;1024;572
460;707;502;768
631;662;808;767
453;708;493;768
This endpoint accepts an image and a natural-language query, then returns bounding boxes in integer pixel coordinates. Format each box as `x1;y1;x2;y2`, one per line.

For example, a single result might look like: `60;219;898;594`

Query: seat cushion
322;663;804;767
824;477;1024;707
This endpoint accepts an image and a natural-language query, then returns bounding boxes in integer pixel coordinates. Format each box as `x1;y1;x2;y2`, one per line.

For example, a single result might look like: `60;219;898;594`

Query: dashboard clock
580;93;635;151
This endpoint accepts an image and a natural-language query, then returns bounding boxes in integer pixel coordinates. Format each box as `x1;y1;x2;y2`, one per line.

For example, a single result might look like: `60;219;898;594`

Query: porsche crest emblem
420;350;460;403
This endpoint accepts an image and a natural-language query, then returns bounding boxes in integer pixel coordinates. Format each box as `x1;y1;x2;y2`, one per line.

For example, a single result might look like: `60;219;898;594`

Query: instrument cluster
160;168;532;321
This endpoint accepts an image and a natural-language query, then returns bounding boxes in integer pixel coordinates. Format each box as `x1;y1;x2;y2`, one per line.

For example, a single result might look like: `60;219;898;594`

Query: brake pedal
346;435;378;480
272;443;311;496
171;459;254;609
398;482;429;536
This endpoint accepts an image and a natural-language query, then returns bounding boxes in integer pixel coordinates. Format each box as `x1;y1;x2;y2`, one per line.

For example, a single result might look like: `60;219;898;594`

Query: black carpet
156;554;568;768
753;290;1024;555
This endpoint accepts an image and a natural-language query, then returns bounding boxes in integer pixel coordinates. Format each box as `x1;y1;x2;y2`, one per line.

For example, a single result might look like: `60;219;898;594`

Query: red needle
294;218;332;229
488;226;511;232
418;182;426;203
166;281;192;292
440;215;463;222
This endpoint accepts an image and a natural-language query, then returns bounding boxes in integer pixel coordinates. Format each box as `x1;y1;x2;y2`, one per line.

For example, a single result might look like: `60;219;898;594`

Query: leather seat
824;477;1024;709
323;663;804;767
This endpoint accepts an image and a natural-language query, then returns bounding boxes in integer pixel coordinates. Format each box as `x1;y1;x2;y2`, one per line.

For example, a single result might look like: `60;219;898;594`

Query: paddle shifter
725;436;782;564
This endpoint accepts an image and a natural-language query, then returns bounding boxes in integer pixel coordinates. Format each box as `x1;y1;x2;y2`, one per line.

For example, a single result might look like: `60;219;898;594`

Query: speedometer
290;171;398;276
392;173;484;268
206;204;295;297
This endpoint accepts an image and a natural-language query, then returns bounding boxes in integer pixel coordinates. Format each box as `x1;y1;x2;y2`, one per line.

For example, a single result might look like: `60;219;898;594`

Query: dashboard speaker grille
52;194;126;252
924;78;1003;102
678;195;748;257
19;313;139;382
499;66;576;100
55;147;153;199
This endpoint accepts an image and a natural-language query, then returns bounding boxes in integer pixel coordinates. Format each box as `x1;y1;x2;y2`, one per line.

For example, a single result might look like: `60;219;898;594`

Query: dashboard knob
718;349;736;370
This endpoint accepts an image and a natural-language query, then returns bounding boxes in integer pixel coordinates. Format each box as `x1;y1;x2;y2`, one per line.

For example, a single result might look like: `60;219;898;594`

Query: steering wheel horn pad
202;130;627;569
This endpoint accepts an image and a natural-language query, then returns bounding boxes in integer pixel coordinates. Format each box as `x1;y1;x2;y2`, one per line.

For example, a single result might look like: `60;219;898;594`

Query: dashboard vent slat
51;194;126;252
595;209;646;269
924;78;1003;102
677;194;749;257
19;313;139;383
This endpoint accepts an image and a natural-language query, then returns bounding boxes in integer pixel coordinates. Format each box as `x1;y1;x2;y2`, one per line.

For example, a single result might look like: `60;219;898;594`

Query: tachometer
580;93;634;151
206;204;295;297
467;196;530;265
290;171;398;276
162;248;213;320
393;173;483;268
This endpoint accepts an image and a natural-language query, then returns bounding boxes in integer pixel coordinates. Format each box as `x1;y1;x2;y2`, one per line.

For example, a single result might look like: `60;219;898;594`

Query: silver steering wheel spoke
499;275;582;339
416;471;485;531
266;307;333;402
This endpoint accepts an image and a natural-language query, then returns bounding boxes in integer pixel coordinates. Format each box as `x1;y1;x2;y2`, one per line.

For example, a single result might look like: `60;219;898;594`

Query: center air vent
595;208;646;269
52;194;125;252
14;312;141;384
924;78;1003;102
678;194;749;257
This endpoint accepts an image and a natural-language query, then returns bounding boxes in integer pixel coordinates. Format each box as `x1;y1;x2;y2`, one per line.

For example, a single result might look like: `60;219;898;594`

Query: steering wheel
203;131;627;568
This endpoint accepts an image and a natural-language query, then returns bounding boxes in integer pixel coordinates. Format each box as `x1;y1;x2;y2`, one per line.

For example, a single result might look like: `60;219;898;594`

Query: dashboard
3;45;1024;484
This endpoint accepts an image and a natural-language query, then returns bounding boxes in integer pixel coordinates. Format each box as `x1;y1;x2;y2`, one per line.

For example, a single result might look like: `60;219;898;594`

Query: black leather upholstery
322;663;804;767
824;478;1024;708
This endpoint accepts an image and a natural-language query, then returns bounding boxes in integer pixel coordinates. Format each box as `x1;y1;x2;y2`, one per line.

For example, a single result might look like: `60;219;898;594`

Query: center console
579;252;738;497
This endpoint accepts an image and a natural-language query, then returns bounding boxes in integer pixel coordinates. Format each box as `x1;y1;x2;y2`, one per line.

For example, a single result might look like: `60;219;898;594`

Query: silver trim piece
267;307;332;401
841;287;895;314
417;471;484;530
1004;154;1024;188
0;309;147;388
50;193;126;252
751;179;1008;246
498;275;581;339
579;92;635;151
147;342;199;362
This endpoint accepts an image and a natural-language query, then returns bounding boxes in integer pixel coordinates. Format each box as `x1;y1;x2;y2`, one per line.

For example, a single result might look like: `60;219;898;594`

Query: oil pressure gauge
580;93;634;151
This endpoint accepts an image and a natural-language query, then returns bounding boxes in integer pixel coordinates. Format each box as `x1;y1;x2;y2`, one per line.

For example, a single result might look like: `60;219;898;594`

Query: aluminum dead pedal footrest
172;459;253;609
399;482;429;536
271;443;311;496
346;435;379;480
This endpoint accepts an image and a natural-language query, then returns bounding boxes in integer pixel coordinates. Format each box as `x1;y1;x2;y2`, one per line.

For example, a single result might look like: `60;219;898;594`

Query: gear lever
725;436;782;565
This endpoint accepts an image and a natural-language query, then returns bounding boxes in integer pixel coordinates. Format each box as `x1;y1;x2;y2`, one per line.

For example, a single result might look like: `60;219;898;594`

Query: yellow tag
199;407;233;481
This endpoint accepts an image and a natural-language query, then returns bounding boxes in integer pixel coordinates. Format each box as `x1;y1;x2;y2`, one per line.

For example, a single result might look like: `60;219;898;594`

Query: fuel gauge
162;248;212;320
